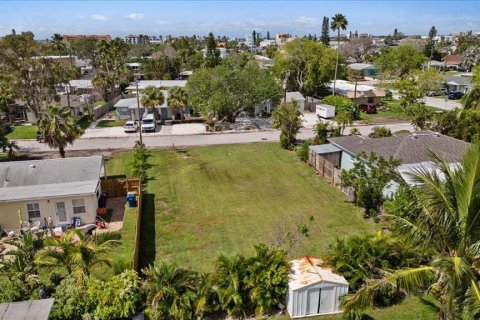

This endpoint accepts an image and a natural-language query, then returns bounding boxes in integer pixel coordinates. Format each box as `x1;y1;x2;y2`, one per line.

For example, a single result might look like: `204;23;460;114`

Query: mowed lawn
106;143;376;272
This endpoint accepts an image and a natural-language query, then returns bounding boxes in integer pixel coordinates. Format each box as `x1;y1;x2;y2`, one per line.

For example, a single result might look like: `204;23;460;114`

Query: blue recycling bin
127;193;137;207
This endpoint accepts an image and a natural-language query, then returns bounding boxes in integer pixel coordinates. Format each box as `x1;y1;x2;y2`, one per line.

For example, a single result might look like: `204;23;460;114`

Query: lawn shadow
139;192;156;271
418;296;440;313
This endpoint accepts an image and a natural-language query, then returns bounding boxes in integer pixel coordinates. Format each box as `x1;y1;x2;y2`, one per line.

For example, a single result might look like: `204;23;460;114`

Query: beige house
0;156;104;230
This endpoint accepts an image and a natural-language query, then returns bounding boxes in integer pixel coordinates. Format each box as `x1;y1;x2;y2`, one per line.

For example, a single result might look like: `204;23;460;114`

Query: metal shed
286;257;348;318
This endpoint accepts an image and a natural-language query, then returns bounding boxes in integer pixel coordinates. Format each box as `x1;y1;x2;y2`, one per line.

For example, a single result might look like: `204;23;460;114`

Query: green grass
97;119;126;128
92;100;106;108
112;204;139;269
106;143;376;272
359;100;441;124
273;296;439;320
7;125;38;139
77;116;92;130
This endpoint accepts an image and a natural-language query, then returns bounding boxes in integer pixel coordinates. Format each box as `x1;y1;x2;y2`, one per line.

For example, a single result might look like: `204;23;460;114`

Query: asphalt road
17;122;414;153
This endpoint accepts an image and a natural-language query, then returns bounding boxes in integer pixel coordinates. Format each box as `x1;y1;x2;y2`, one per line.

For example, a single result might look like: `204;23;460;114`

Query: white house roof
330;80;376;92
0;156;103;202
289;256;348;291
348;63;375;70
179;70;193;76
286;91;305;102
114;97;138;108
68;79;92;89
397;161;461;186
126;80;187;91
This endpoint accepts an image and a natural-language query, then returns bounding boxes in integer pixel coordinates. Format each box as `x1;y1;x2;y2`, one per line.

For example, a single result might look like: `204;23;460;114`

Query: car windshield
125;124;134;127
142;119;154;124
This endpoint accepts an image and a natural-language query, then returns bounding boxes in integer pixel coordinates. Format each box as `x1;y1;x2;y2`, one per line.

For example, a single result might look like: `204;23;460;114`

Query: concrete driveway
422;96;461;111
81;123;206;138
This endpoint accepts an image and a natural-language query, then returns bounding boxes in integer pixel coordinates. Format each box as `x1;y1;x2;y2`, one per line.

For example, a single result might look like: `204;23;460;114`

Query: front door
55;201;67;224
306;288;320;315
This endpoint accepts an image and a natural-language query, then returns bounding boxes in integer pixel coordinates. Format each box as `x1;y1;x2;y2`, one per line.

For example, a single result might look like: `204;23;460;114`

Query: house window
26;203;41;219
72;199;86;214
367;97;374;103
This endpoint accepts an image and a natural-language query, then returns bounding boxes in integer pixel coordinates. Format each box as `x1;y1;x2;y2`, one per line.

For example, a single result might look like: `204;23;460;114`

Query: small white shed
286;256;349;318
286;91;306;111
316;104;335;119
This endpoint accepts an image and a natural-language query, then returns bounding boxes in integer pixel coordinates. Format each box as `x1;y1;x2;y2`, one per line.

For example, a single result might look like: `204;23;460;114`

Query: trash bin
127;192;137;207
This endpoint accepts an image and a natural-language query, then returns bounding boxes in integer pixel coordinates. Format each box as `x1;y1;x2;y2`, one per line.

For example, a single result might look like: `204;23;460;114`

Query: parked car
359;104;377;114
448;91;464;100
141;114;156;132
123;121;138;133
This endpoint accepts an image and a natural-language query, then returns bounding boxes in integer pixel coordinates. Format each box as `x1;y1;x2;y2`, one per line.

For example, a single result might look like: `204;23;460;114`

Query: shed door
319;286;335;314
306;288;320;315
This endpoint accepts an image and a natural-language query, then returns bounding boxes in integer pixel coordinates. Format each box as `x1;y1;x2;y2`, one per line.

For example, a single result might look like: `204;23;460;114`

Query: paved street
16;122;414;153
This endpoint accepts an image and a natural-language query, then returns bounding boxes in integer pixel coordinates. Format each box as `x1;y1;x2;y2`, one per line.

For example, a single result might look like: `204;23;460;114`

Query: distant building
275;33;295;46
63;34;111;42
201;47;228;59
259;39;276;48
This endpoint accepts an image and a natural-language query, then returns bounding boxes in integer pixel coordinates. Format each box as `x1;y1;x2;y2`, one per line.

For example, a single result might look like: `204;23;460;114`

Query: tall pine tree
267;30;270;40
204;32;220;68
321;16;330;45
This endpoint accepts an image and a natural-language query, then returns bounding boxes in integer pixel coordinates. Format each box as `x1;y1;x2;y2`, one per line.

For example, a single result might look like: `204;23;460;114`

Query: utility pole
135;80;143;145
283;71;290;103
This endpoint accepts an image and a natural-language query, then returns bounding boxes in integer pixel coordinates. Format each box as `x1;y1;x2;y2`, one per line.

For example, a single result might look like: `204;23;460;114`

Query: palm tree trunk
333;30;340;96
59;146;66;158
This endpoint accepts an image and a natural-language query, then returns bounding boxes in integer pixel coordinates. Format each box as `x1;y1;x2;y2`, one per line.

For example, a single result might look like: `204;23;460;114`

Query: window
72;199;86;214
367;97;374;103
26;203;41;219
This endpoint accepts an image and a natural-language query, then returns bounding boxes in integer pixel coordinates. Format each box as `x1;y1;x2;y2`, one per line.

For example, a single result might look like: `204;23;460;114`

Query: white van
141;114;156;132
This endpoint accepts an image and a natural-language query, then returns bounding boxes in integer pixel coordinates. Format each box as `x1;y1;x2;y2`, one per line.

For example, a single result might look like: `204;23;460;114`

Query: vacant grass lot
106;143;376;272
273;296;439;320
7;125;38;139
97;119;126;127
359;99;441;124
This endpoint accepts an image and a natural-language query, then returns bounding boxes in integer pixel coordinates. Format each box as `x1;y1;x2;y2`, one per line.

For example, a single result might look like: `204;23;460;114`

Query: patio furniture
30;221;41;233
95;216;108;229
21;221;31;233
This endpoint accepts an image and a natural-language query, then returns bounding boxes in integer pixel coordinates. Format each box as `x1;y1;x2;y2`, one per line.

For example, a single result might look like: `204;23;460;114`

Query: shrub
368;126;392;138
296;140;312;162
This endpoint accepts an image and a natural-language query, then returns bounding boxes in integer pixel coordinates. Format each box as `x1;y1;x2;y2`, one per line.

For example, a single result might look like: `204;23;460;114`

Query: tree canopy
187;62;282;122
274;38;340;96
375;45;426;79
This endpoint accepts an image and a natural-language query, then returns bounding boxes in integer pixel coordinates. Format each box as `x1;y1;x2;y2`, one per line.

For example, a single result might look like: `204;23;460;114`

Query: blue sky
0;1;479;39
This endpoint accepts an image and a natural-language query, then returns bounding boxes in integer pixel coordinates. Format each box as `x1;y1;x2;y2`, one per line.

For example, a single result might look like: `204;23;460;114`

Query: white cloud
295;16;315;24
90;14;108;21
126;13;144;20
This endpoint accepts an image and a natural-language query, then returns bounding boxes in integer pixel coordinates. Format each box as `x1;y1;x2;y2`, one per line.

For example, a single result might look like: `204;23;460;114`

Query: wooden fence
127;182;142;272
101;177;143;271
101;178;141;198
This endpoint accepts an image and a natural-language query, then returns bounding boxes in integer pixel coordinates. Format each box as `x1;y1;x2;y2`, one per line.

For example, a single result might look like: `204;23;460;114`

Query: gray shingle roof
0;156;102;202
286;91;305;102
328;132;469;164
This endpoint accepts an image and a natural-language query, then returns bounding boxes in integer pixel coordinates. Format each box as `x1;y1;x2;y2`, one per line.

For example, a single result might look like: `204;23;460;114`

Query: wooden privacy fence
101;178;141;198
101;177;143;271
127;182;142;272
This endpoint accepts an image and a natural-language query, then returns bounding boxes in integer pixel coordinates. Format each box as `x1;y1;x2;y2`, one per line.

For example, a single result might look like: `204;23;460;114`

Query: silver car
124;121;138;133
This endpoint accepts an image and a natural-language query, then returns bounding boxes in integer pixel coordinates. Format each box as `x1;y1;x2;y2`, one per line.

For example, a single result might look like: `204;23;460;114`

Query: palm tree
92;71;115;101
342;142;480;320
244;244;289;316
214;254;248;318
330;13;348;96
35;229;119;279
140;86;165;120
37;104;81;158
168;86;188;121
2;140;20;159
142;261;198;320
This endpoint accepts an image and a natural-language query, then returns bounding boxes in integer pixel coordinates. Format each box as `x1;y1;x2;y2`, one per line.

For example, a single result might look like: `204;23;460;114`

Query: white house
120;80;190;120
308;131;469;196
287;256;349;318
0;156;104;230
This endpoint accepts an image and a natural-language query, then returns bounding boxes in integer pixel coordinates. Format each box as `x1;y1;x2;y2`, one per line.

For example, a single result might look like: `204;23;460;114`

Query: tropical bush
296;140;312;161
368;126;392;138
